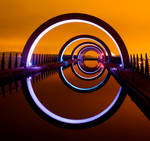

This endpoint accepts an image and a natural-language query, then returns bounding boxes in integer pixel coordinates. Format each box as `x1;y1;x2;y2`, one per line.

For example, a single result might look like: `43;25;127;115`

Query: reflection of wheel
22;13;128;129
22;79;126;129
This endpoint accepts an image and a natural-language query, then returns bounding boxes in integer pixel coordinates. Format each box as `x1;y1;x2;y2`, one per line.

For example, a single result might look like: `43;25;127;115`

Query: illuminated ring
22;13;128;128
67;35;112;62
71;45;106;81
70;41;109;80
58;65;111;92
22;78;126;129
71;41;107;61
77;46;104;74
21;14;129;67
58;35;111;90
68;36;111;77
71;62;107;81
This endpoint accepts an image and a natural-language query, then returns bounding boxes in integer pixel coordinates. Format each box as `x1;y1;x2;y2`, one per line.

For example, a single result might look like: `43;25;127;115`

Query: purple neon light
26;19;124;67
27;77;122;124
72;63;105;80
25;18;124;124
77;46;102;74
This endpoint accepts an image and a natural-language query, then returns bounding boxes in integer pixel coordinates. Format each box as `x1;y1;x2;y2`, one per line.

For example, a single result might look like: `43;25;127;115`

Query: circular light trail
77;46;104;74
21;13;128;128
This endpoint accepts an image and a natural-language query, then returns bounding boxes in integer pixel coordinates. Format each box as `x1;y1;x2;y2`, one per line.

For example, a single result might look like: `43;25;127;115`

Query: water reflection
0;70;57;96
0;81;21;96
0;60;149;129
19;60;127;129
59;61;111;92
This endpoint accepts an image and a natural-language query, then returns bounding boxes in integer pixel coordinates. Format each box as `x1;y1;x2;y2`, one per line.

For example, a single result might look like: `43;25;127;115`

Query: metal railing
0;52;59;70
129;53;150;77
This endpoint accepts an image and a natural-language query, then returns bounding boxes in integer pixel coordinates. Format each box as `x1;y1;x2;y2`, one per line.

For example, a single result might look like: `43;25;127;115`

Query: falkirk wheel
21;13;129;129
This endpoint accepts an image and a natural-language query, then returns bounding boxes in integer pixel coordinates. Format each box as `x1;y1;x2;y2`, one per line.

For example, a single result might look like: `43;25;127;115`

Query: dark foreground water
0;65;149;141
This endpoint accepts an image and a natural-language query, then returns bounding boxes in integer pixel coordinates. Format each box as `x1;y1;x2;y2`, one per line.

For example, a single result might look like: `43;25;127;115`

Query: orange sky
0;0;150;56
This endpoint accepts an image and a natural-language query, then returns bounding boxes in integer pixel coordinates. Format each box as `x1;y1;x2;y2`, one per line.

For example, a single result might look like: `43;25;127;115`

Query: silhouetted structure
133;54;136;71
130;54;132;68
14;53;18;68
0;52;60;72
32;54;35;65
38;54;41;64
145;53;149;77
35;54;38;65
1;52;5;70
129;53;149;78
140;54;144;74
8;53;12;69
136;54;139;72
0;69;57;96
20;53;23;67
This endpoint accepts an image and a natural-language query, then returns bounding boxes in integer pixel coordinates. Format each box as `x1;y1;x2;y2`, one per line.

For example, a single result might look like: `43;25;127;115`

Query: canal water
0;63;149;141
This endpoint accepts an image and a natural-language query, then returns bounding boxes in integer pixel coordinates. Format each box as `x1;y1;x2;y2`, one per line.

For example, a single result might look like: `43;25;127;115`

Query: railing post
133;54;136;71
44;54;46;64
130;54;132;68
47;55;49;63
1;52;5;70
136;54;139;72
50;55;52;62
14;53;18;68
47;55;50;63
38;54;41;65
32;54;35;65
145;53;149;77
8;53;12;69
46;54;48;63
140;54;144;74
35;54;38;65
20;53;23;67
41;54;43;64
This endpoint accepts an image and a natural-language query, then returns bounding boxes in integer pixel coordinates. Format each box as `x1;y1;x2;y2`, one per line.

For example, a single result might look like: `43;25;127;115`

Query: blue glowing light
25;17;124;125
27;77;123;124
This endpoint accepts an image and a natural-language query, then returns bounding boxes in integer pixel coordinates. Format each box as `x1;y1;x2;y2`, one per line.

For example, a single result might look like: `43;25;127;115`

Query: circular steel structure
71;45;107;81
58;35;111;92
22;13;129;68
77;46;104;74
21;13;128;128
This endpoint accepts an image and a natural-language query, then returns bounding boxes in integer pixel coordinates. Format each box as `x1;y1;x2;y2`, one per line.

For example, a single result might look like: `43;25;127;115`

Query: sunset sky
0;0;150;56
